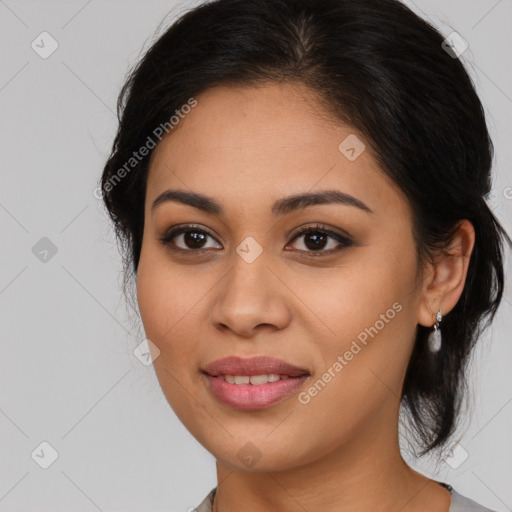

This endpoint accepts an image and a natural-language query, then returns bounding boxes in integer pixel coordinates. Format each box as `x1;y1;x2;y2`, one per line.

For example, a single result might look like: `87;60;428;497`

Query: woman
99;0;510;510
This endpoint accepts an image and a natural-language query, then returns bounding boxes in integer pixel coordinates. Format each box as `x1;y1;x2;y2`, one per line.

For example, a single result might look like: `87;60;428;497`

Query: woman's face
137;82;427;472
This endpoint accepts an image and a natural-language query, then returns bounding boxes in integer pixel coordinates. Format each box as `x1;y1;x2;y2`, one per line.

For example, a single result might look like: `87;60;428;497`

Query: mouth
207;374;298;384
202;355;310;378
201;355;310;410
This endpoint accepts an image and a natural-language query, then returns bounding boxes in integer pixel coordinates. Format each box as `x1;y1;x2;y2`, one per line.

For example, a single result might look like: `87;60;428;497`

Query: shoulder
450;488;497;512
192;487;216;512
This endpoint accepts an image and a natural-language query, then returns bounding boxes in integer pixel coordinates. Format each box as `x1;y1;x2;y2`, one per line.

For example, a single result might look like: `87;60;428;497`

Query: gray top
193;484;497;512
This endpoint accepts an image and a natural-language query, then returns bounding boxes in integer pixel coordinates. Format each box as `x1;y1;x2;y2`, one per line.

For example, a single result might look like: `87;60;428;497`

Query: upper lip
202;356;310;377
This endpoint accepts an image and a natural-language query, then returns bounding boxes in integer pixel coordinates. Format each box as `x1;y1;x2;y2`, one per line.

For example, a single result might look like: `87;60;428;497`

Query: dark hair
100;0;511;455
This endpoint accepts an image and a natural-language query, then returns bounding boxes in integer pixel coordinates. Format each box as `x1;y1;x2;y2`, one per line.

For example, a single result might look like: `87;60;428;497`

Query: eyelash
158;223;353;257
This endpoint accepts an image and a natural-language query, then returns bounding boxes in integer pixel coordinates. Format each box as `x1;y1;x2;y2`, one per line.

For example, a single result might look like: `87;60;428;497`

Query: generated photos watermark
93;97;198;200
298;301;403;405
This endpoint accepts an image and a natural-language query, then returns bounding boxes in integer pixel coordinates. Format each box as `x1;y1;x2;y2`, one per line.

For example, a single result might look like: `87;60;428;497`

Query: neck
212;404;450;512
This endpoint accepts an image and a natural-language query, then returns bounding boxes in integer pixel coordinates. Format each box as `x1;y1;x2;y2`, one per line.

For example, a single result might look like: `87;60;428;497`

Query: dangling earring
428;310;443;353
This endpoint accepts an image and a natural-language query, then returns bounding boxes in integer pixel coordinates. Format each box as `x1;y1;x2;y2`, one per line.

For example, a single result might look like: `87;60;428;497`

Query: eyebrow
151;189;374;216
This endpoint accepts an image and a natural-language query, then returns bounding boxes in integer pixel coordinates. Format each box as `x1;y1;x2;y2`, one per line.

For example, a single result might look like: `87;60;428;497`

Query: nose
209;254;292;338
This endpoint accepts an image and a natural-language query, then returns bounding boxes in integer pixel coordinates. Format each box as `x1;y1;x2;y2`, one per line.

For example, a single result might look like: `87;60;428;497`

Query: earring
428;310;443;353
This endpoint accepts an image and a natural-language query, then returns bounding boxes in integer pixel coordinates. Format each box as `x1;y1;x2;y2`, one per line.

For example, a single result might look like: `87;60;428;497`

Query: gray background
1;1;511;511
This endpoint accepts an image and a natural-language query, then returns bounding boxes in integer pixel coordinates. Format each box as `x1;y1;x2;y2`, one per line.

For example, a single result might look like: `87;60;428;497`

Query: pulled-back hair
100;0;511;454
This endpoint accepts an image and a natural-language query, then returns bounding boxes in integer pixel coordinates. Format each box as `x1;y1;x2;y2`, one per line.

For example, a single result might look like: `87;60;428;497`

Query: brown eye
159;225;221;251
286;224;353;255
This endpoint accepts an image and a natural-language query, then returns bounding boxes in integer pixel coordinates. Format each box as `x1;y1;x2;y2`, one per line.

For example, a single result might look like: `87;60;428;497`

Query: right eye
159;224;222;252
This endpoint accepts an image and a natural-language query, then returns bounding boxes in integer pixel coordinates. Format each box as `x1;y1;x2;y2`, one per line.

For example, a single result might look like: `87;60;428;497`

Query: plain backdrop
1;1;511;511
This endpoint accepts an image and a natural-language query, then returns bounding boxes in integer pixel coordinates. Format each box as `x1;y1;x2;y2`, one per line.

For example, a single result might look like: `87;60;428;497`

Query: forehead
146;82;404;218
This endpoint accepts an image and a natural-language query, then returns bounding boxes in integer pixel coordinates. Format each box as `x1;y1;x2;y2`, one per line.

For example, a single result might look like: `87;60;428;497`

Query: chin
200;432;321;473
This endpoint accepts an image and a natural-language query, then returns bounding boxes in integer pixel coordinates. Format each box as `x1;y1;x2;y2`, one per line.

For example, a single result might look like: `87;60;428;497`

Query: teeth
218;374;291;385
250;374;271;385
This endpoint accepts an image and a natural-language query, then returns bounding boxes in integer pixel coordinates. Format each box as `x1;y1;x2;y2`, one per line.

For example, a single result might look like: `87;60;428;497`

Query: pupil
305;232;327;250
185;231;206;248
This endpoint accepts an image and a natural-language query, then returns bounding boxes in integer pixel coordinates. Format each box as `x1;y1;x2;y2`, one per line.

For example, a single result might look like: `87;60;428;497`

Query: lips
202;355;310;378
203;373;309;410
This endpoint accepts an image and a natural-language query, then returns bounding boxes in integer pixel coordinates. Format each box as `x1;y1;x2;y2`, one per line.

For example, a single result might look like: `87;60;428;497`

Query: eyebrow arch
151;189;374;216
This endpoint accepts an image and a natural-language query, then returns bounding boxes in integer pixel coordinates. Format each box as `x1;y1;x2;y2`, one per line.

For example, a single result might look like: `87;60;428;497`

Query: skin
136;82;475;512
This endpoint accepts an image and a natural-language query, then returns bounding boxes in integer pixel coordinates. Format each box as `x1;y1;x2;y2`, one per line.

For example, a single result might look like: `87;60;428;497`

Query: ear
417;219;476;327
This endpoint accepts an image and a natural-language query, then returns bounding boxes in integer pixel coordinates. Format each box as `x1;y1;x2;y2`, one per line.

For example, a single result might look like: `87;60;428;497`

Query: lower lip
203;374;309;410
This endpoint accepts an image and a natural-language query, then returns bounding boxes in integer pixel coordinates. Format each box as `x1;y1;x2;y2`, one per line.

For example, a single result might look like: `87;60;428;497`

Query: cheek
136;251;201;362
300;240;419;388
136;254;211;423
304;250;415;338
290;268;417;459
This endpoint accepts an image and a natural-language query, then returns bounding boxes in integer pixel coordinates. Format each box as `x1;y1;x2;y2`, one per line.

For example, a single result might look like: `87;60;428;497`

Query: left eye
286;225;353;255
